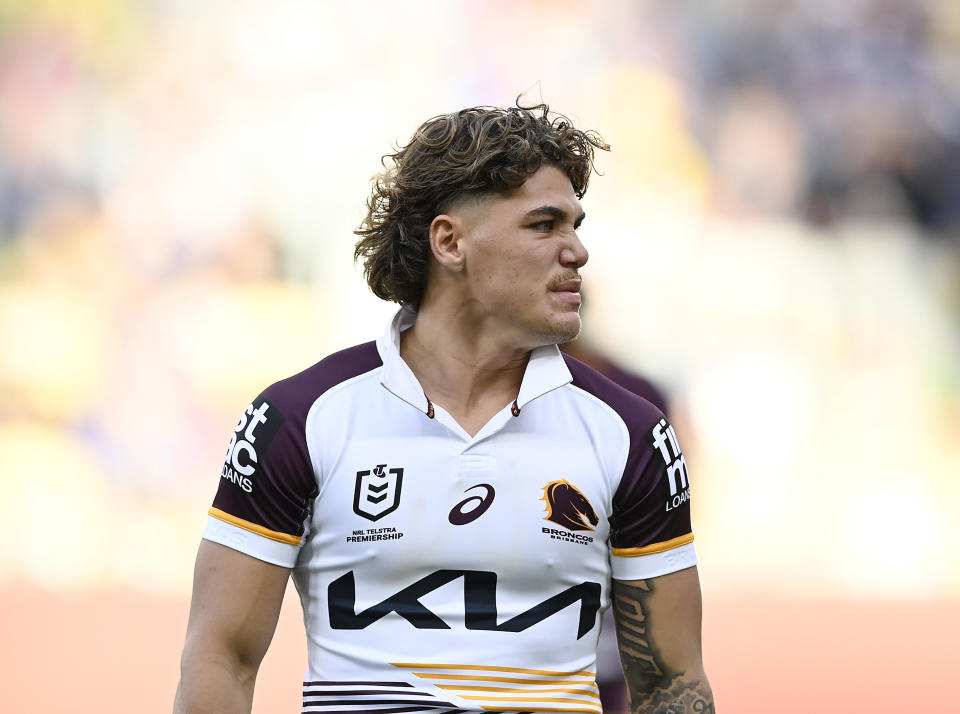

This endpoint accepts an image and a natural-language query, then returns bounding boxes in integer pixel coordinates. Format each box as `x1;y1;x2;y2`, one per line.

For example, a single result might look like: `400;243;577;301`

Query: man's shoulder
561;352;663;432
259;340;383;417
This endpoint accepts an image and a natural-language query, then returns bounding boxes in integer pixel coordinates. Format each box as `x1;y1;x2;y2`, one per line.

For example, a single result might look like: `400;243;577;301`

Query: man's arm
612;566;714;714
174;540;291;714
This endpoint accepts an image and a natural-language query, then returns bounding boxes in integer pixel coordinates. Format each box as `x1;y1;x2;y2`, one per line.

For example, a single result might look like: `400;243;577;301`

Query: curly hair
353;103;609;308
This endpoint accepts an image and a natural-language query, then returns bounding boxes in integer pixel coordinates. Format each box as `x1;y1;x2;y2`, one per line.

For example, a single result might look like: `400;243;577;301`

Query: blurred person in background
174;103;713;714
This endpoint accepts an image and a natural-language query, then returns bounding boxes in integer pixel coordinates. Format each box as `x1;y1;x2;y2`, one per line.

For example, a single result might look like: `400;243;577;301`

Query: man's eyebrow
523;205;587;228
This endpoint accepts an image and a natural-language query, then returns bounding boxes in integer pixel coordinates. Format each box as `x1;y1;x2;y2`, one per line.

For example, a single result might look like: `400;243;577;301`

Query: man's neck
399;302;532;435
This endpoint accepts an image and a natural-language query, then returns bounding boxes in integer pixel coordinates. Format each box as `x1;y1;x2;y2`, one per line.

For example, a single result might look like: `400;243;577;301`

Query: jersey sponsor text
222;397;284;493
651;417;691;511
329;569;602;639
220;463;252;493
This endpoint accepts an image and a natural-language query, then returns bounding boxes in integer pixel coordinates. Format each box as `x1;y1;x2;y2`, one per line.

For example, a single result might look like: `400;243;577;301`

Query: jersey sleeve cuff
611;541;697;580
202;514;301;568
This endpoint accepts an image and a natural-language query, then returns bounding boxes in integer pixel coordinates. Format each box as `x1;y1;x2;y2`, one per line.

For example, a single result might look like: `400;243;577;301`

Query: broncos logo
540;479;599;532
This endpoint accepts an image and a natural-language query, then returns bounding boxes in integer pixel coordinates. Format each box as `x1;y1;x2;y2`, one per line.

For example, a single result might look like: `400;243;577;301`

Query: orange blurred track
2;584;956;713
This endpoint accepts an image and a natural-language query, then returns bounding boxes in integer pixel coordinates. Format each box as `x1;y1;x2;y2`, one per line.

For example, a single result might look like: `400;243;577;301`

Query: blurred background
1;0;958;711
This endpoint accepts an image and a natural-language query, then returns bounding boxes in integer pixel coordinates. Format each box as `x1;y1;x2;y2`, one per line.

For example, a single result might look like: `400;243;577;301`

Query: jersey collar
375;307;573;414
376;306;430;413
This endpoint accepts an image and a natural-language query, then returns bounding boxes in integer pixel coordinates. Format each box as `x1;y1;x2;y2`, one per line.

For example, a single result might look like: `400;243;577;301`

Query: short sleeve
202;386;317;567
609;415;696;580
562;355;698;582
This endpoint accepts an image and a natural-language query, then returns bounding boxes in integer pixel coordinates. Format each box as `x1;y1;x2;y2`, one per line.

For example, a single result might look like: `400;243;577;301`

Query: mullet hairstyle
353;103;610;308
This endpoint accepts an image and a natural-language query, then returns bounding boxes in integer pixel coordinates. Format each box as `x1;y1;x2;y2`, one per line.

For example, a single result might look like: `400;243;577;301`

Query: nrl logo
541;479;599;532
353;464;404;522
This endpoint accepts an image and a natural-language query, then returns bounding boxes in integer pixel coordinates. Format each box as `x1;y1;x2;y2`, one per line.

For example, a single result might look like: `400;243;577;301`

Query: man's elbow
174;640;260;713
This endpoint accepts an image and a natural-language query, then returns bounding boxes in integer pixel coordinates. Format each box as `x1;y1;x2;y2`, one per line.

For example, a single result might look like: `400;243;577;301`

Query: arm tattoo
612;579;663;684
612;579;715;714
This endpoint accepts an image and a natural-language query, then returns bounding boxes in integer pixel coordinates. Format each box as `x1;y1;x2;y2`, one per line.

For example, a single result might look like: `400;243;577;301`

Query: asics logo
448;484;495;525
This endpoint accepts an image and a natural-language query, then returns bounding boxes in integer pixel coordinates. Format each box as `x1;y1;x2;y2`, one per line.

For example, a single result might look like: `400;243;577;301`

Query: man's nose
560;233;589;269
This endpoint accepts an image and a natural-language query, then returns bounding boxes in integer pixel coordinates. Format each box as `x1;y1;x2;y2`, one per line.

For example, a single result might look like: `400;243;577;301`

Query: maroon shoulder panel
563;354;693;551
212;341;383;538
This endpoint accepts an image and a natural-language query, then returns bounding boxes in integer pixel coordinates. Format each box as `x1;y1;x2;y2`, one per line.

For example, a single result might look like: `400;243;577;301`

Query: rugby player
174;103;714;714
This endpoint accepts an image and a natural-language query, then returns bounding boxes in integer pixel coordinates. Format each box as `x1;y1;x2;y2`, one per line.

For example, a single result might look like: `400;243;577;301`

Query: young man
175;104;714;714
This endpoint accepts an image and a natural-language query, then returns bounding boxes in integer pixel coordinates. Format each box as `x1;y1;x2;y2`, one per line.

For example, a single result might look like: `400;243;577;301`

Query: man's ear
428;214;465;272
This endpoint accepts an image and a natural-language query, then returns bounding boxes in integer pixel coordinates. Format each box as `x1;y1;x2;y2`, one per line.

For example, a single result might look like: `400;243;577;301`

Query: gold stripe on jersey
611;532;694;557
394;662;600;713
208;507;302;546
483;704;600;714
462;695;599;704
437;685;600;699
392;662;594;677
413;673;596;686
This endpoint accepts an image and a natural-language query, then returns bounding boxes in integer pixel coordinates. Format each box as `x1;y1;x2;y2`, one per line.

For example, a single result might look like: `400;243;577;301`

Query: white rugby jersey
204;308;697;714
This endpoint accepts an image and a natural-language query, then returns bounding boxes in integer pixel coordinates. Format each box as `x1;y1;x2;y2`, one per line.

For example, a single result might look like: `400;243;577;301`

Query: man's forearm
173;652;257;714
613;577;715;713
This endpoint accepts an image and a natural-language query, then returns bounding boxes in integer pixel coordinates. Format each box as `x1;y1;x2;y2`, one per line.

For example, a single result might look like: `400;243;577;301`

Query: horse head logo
541;479;599;532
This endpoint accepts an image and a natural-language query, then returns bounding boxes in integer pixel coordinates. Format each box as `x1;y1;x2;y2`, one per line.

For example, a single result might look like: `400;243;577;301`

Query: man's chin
510;312;581;349
547;314;582;345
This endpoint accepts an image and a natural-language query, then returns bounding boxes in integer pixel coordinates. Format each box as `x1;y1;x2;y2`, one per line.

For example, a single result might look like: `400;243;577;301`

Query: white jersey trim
611;542;697;581
202;515;300;568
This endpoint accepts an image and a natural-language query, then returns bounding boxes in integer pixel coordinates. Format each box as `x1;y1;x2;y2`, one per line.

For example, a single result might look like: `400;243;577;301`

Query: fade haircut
353;103;609;308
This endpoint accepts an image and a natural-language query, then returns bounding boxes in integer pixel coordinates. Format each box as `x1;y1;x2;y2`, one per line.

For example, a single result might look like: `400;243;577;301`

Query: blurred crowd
0;0;958;596
687;0;960;231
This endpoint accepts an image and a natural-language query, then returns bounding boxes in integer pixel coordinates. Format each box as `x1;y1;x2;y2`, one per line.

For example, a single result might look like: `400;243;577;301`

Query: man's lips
551;278;582;293
550;278;582;304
